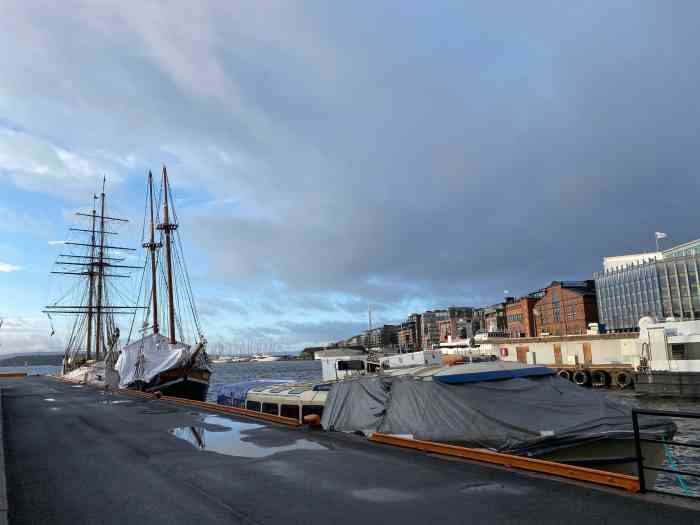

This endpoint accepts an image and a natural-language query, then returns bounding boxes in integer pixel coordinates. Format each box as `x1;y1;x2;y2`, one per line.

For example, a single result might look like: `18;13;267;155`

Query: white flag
655;232;667;240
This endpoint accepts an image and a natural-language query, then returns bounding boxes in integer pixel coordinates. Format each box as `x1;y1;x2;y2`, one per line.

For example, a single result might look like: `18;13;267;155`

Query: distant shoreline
0;354;63;367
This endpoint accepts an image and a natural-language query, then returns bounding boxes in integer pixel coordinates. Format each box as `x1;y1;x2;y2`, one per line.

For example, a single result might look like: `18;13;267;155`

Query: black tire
573;370;590;386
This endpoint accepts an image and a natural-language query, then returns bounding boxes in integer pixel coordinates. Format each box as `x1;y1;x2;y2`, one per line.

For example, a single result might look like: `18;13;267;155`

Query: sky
1;1;700;354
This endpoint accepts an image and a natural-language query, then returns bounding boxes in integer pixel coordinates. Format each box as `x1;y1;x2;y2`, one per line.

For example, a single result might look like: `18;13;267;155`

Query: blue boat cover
434;365;555;384
216;379;294;407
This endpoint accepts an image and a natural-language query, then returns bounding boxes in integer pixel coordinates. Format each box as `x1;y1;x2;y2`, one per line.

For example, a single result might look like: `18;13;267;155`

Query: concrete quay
1;376;698;525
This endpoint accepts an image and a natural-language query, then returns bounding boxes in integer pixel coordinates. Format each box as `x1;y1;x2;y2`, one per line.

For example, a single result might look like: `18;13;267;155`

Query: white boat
211;356;235;364
635;316;700;397
251;354;283;362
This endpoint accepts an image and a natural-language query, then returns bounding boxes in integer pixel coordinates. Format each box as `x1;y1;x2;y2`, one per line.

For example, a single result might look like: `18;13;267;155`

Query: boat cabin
244;383;328;423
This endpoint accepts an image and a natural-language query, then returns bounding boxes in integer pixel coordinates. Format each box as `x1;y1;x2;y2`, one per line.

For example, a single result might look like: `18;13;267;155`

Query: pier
1;376;698;524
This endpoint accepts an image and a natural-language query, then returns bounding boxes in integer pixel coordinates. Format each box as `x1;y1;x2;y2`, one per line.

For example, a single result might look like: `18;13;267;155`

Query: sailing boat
117;167;211;400
45;169;211;401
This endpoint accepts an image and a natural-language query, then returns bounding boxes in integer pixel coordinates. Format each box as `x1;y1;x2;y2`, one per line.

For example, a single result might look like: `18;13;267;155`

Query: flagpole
656;236;659;253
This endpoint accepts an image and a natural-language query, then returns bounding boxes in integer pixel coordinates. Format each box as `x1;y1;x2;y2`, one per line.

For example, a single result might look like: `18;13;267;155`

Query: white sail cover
116;333;190;388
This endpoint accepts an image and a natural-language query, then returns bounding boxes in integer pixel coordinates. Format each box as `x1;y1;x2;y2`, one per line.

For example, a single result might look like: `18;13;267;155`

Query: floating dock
1;376;698;524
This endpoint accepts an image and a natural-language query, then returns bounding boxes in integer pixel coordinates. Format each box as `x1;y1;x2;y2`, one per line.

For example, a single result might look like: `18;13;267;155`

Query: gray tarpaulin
322;374;675;456
321;376;392;435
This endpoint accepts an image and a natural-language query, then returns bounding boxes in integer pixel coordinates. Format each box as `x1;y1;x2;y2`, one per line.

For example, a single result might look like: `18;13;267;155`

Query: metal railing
632;408;700;498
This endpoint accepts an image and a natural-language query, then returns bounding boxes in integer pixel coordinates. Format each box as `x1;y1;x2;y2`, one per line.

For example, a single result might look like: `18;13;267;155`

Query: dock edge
0;389;8;525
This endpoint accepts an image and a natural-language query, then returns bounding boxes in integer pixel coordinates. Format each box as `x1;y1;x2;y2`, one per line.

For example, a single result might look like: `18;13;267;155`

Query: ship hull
135;367;211;402
539;438;668;489
64;362;211;402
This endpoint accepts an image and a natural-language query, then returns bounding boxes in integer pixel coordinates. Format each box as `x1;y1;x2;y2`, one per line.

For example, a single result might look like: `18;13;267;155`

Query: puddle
170;415;327;458
352;488;417;503
458;482;532;496
99;400;133;405
44;398;57;402
71;385;84;388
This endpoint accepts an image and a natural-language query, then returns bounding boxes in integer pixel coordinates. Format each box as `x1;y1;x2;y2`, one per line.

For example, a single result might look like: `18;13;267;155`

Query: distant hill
0;354;63;367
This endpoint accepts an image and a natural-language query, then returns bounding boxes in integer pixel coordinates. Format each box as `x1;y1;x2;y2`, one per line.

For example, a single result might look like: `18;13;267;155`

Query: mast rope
169;188;204;341
127;176;151;344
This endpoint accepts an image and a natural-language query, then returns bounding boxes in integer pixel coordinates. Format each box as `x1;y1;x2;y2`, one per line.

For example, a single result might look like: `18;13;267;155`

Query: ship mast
45;179;143;369
94;182;107;360
85;202;97;360
159;166;178;344
144;171;161;335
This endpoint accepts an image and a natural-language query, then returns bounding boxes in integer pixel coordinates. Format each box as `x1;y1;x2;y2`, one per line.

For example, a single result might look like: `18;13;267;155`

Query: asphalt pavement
1;376;698;525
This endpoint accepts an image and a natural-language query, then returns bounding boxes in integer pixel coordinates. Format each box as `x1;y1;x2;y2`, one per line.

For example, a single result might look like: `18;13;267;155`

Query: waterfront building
419;307;474;349
475;302;509;334
362;324;399;349
419;310;449;350
532;281;598;336
663;238;700;259
595;253;700;331
437;307;475;343
504;282;597;338
398;319;418;352
505;293;541;338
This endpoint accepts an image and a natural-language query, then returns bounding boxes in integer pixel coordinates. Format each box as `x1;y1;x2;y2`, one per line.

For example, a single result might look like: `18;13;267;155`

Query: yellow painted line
370;433;640;493
0;373;27;378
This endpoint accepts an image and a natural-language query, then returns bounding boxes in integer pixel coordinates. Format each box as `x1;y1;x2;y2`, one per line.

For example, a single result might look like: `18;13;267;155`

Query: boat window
262;402;279;415
302;405;324;418
337;360;365;371
246;400;261;412
280;404;300;420
671;344;687;360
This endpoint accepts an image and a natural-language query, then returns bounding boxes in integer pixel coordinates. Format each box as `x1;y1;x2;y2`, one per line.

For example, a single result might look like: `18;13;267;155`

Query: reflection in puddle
171;415;327;458
44;398;57;402
99;400;133;405
71;385;84;388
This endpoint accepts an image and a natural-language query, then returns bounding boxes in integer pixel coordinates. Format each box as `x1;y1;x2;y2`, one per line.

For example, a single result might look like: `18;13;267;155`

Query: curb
0;389;8;525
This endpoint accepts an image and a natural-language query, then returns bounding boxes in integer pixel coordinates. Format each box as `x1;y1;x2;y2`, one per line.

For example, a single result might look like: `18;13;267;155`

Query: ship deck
1;375;698;524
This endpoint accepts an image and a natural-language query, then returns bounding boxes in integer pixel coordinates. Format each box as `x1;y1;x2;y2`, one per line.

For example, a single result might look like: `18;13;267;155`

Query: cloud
2;2;700;351
0;317;61;354
0;262;21;273
0;127;123;198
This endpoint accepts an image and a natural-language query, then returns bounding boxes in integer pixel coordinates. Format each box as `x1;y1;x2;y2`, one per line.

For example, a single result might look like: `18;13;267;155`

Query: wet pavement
2;376;699;524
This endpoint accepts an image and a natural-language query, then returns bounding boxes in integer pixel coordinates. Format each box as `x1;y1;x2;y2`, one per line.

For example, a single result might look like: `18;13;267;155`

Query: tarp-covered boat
320;362;675;482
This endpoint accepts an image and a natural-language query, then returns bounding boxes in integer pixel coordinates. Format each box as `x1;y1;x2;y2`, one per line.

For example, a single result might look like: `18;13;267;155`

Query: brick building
531;281;598;336
505;293;541;338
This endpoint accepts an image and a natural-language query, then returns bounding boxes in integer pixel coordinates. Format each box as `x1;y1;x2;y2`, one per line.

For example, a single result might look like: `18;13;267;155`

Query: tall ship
45;168;211;401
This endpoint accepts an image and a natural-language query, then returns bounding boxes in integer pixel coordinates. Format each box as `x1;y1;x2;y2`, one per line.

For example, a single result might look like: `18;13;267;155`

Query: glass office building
594;254;700;331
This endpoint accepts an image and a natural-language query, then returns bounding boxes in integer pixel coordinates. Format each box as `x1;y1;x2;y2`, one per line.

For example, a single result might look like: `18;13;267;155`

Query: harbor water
4;360;699;495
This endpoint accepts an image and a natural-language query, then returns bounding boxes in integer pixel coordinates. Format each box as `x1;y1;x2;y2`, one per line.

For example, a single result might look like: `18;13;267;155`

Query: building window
553;303;560;322
567;304;576;321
